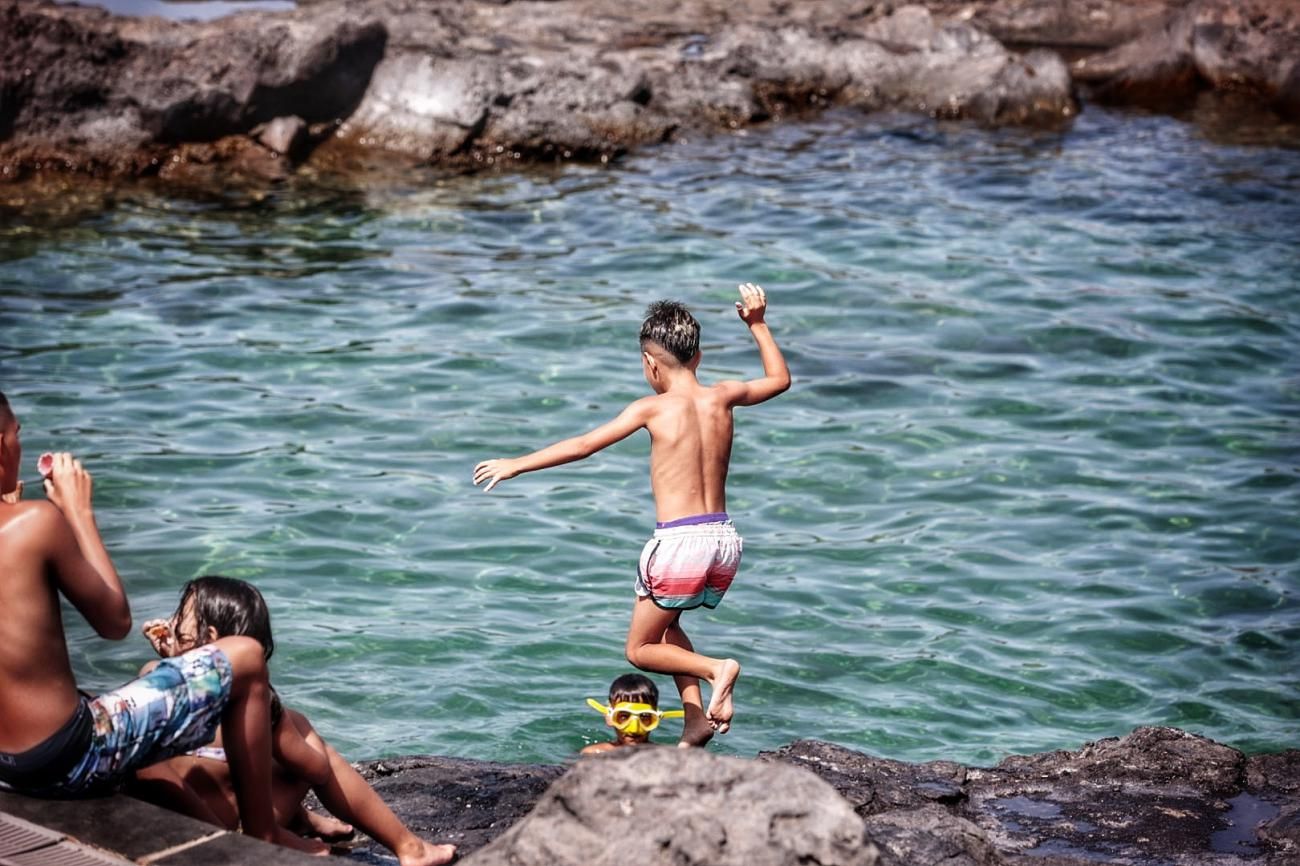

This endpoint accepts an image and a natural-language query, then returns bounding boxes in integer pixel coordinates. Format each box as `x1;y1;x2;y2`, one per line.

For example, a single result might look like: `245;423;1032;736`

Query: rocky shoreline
334;726;1298;866
2;0;1298;198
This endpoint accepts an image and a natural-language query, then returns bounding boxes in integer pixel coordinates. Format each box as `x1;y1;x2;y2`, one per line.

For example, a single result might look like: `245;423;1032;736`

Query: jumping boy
0;392;318;856
474;283;790;744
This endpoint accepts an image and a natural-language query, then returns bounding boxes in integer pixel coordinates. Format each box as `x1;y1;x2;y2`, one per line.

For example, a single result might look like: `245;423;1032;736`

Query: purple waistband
656;512;730;529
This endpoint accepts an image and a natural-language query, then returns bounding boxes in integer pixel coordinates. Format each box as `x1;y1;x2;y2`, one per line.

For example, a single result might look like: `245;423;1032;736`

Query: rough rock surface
464;746;878;866
762;727;1300;866
347;728;1300;866
4;0;1295;191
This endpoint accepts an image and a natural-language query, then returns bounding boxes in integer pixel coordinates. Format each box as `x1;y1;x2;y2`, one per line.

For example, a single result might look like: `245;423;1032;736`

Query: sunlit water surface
2;108;1297;766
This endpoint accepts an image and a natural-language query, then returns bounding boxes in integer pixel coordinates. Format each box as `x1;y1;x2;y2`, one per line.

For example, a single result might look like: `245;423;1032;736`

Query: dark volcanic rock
344;728;1298;865
463;746;878;866
3;0;1294;191
2;0;1082;184
1070;0;1300;117
338;754;565;858
761;728;1300;866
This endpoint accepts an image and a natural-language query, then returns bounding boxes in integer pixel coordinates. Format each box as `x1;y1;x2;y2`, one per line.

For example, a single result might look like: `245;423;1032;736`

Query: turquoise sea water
1;108;1297;767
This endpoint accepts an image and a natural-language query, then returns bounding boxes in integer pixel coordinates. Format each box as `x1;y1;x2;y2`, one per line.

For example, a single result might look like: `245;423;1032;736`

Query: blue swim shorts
0;644;233;797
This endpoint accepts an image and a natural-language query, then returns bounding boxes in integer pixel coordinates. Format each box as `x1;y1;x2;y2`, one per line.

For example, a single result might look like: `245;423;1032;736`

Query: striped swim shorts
634;512;743;610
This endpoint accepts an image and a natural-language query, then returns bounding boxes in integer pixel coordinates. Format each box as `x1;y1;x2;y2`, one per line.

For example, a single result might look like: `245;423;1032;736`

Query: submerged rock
348;728;1299;866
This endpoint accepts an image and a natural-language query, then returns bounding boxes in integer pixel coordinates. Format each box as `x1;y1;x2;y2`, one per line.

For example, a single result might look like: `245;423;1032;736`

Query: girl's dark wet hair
608;673;658;707
177;575;275;661
639;300;700;364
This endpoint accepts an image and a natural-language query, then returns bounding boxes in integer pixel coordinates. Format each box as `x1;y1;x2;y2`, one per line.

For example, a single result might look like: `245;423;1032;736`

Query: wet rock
464;746;878;866
331;728;1297;865
1069;0;1300;117
339;754;566;857
758;738;968;816
8;0;1292;194
254;115;309;160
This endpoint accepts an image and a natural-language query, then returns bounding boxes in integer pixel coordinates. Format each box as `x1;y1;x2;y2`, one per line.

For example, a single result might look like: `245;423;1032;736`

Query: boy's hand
142;618;177;657
735;282;768;326
42;452;94;517
473;458;520;492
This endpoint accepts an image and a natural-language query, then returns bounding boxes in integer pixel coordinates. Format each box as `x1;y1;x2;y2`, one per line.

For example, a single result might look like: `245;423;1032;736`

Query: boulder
462;746;878;866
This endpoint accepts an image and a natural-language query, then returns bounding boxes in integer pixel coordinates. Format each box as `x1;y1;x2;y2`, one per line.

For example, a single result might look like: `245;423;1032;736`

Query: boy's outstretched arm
720;282;791;407
474;399;654;492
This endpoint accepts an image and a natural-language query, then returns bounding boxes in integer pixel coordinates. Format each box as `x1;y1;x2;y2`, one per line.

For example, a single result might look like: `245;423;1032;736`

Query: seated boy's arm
474;398;654;491
43;454;131;640
719;282;791;408
30;501;132;641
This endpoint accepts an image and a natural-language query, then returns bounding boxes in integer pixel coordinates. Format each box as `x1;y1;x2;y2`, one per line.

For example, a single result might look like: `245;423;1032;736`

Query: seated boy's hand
142;618;177;657
473;458;519;492
735;282;768;325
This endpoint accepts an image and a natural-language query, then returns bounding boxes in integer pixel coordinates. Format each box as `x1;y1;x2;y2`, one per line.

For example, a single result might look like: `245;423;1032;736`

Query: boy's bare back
0;442;130;754
473;283;789;511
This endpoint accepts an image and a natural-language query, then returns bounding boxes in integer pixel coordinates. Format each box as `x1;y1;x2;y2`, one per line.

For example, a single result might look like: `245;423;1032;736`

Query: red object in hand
37;453;54;479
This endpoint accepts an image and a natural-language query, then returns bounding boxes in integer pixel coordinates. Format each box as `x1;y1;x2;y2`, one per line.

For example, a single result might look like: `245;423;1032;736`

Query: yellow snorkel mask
586;698;685;736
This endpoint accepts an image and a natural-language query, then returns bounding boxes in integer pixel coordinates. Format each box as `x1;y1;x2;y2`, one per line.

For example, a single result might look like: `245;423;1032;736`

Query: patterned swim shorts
634;512;743;610
23;644;233;797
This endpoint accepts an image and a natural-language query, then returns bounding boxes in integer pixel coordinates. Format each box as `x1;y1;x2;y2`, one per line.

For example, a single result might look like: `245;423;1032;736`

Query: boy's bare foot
295;808;354;842
678;704;715;748
273;826;331;856
706;659;741;734
395;838;458;866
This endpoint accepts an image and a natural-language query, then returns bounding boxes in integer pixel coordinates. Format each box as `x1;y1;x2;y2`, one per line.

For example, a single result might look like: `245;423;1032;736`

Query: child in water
475;284;790;744
581;673;682;754
138;576;456;866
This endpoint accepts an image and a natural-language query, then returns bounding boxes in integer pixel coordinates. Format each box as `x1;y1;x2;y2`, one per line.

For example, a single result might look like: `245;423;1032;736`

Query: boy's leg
285;710;456;866
625;597;741;733
661;621;713;747
212;636;327;856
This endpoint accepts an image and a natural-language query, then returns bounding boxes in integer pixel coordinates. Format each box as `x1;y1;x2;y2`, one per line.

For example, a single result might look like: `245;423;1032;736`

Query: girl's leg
212;636;327;856
286;711;456;866
625;598;741;733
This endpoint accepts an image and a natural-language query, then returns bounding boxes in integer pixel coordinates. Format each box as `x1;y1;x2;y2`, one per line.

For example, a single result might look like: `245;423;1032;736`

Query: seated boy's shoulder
580;742;617;755
0;499;63;539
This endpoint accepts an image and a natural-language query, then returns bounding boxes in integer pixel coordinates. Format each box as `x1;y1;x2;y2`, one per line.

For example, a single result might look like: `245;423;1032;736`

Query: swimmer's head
641;300;700;368
606;673;659;744
609;672;659;708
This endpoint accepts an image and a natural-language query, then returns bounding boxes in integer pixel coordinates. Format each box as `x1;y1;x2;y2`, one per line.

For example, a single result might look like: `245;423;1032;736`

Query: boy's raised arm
720;282;791;407
43;453;131;640
474;399;654;492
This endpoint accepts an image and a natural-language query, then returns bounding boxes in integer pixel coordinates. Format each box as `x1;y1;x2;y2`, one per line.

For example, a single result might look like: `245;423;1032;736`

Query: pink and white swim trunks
635;513;743;610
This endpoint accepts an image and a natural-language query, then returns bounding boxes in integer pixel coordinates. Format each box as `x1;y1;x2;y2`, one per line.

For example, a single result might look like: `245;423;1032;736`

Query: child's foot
295;808;354;842
678;704;715;748
272;826;331;856
705;659;741;734
395;837;458;866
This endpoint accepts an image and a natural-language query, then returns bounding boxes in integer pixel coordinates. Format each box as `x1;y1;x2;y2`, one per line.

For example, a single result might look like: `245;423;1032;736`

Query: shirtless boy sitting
0;392;318;855
475;284;790;744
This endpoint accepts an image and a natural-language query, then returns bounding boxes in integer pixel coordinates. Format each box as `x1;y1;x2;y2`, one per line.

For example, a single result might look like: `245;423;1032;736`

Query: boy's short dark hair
0;391;11;418
178;575;275;661
640;300;700;364
608;673;658;707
